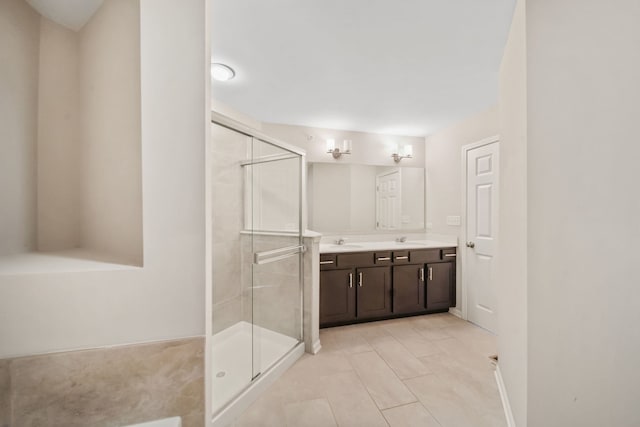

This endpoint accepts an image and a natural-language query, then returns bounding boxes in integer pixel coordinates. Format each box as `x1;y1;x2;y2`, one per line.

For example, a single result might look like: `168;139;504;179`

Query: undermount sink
394;241;426;245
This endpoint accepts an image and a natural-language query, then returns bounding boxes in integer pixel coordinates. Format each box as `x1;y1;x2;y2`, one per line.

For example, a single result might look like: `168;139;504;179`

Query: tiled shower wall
0;338;204;427
211;124;248;334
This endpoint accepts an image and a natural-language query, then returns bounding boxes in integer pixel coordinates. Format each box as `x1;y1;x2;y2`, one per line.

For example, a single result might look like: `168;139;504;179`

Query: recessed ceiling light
211;63;236;81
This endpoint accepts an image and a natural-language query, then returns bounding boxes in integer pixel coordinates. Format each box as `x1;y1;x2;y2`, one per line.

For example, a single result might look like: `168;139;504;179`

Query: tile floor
233;313;506;427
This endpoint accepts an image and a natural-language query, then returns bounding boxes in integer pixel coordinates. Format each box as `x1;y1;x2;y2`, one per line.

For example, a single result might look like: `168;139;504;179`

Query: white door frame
460;135;500;321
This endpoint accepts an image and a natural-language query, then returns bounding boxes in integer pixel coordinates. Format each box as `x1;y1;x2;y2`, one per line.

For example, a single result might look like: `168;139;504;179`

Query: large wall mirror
307;163;425;234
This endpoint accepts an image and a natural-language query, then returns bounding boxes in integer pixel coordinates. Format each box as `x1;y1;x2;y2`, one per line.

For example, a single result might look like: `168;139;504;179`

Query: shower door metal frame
211;111;306;377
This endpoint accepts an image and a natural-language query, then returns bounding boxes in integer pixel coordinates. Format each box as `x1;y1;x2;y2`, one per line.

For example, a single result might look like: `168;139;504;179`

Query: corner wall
79;0;142;264
0;0;206;360
0;0;39;256
424;106;499;309
36;16;81;251
497;0;527;424
526;0;640;425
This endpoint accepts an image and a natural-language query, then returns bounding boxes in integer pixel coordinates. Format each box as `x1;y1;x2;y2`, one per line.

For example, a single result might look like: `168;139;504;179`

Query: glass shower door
246;137;303;380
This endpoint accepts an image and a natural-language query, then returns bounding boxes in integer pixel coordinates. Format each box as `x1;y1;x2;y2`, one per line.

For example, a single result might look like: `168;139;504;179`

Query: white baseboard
494;364;516;427
449;307;463;319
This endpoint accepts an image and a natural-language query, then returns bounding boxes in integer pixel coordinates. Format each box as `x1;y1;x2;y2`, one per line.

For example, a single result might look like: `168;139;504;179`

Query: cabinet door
392;265;425;314
320;268;356;325
426;262;454;310
357;266;392;319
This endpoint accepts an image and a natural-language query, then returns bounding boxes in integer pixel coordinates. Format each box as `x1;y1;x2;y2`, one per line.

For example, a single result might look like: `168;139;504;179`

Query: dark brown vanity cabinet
320;247;456;327
356;266;392;319
319;268;356;324
425;262;454;310
319;265;392;325
392;264;424;314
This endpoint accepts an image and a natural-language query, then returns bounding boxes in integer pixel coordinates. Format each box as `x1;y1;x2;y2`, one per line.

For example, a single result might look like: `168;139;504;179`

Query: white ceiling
26;0;103;31
211;0;515;137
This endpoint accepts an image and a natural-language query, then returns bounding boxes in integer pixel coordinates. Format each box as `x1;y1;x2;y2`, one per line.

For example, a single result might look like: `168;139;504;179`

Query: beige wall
79;0;142;265
424;106;499;309
0;0;40;256
526;0;640;425
497;0;527;424
1;0;143;263
0;0;207;358
36;16;82;252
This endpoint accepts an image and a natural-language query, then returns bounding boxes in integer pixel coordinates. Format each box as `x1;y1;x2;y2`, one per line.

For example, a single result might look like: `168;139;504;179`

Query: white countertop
319;239;457;254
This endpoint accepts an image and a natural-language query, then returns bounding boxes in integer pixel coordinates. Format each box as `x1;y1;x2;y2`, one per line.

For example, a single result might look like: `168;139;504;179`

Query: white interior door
376;170;401;230
466;141;499;333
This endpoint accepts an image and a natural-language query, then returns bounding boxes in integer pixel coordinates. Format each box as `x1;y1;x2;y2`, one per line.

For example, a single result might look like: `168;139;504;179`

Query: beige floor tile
321;371;388;427
350;322;392;343
432;338;495;375
234;384;286;427
442;323;498;357
410;317;454;341
382;322;441;357
370;335;432;380
349;351;417;410
320;327;373;355
403;374;481;427
382;402;441;427
283;398;338;427
236;315;506;427
282;351;353;381
434;369;506;427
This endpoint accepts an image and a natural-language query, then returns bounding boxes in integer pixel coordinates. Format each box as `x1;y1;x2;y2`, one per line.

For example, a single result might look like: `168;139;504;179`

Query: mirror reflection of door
376;170;401;230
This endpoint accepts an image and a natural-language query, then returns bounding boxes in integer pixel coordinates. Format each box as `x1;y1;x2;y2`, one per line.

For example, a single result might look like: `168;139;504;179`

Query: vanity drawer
337;252;373;268
442;248;457;260
320;254;337;270
409;249;441;263
374;251;392;265
393;251;410;264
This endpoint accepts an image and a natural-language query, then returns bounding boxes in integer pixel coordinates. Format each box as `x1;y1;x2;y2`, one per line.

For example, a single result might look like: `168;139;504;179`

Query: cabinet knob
466;241;475;248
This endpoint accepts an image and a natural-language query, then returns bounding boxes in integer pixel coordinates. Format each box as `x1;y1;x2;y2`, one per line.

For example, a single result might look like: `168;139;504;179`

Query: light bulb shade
211;63;236;81
326;139;336;152
402;145;413;157
342;140;352;153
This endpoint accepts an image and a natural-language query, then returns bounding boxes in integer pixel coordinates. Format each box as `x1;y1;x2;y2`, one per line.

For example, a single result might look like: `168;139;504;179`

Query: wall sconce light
326;139;352;159
392;144;413;163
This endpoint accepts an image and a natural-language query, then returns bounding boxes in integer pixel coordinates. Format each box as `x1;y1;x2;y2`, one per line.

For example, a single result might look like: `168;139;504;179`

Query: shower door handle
254;245;305;265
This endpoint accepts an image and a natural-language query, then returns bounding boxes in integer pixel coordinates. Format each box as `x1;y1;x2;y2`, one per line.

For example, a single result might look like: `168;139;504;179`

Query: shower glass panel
247;138;303;380
211;120;303;416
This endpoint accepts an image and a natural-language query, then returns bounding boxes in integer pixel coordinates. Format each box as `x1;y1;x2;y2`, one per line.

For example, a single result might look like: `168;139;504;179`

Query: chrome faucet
396;236;407;243
336;238;346;245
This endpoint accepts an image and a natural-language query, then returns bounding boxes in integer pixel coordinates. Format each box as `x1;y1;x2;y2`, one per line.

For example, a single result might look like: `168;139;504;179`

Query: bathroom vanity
319;242;456;327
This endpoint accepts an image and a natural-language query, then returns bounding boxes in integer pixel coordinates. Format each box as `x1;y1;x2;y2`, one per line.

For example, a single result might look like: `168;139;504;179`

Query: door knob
466;241;475;248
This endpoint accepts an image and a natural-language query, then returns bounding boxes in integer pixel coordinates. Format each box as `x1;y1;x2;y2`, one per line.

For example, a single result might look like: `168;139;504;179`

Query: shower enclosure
210;113;305;422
